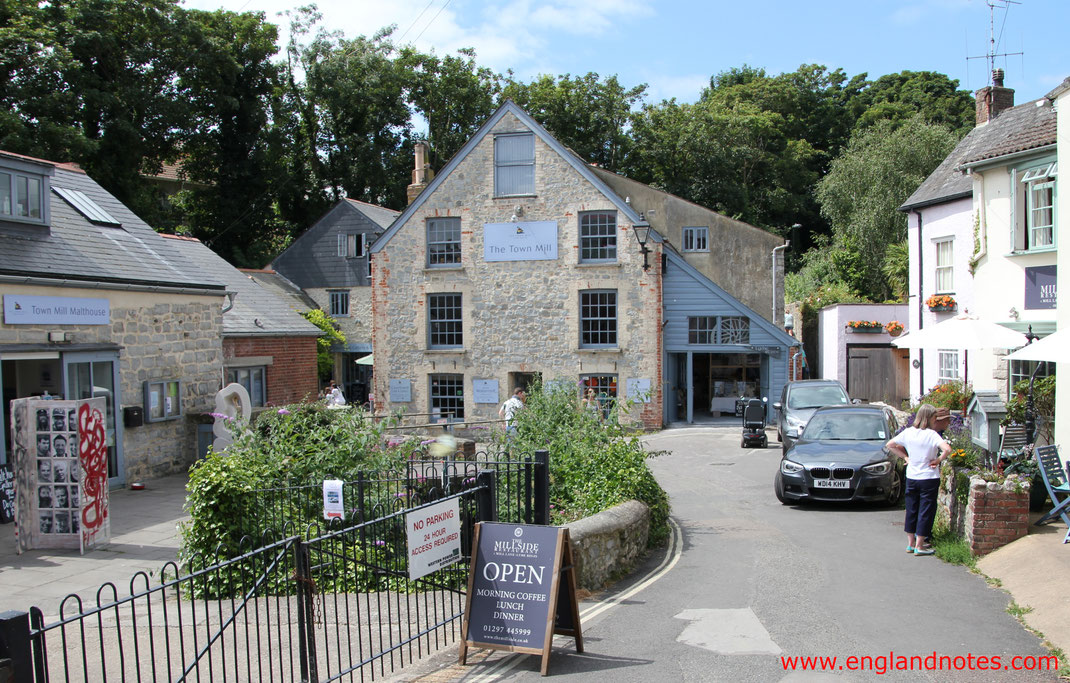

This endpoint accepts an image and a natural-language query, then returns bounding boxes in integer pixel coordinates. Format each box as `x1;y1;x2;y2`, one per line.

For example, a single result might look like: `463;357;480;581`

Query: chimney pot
993;68;1005;87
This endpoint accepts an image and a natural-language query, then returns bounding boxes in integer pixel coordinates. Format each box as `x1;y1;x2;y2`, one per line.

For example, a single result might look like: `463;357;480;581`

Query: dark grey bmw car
774;404;903;505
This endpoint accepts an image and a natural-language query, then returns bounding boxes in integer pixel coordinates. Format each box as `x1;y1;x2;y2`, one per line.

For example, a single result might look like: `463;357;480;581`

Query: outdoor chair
1033;445;1070;543
994;422;1029;469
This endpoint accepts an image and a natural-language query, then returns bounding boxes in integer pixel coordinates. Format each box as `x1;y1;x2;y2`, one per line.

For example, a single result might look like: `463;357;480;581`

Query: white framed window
580;374;618;421
934;238;954;293
337;232;365;258
329;290;349;317
427;217;461;267
494;132;535;197
682;226;709;252
429;374;464;420
1008;359;1054;395
937;349;959;384
428;293;463;349
0;159;51;226
1014;160;1057;251
579;211;617;262
580;289;617;348
226;366;266;407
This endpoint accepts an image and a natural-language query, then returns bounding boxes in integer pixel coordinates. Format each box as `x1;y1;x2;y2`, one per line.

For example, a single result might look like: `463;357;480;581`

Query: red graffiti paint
79;403;109;548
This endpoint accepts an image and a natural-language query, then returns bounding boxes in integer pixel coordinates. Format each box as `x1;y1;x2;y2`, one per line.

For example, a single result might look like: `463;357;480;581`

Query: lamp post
1023;325;1040;444
632;223;651;271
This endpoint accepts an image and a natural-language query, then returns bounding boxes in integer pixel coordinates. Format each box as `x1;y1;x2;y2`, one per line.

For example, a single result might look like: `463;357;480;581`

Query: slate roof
241;269;319;313
901;96;1057;210
343;198;399;231
0;151;222;290
162;235;321;337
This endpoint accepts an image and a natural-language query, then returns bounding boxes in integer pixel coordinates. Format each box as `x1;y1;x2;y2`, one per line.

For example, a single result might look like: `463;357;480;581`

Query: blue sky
184;0;1068;105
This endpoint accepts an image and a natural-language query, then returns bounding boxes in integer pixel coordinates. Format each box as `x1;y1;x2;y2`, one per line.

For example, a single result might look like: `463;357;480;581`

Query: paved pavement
0;426;1067;681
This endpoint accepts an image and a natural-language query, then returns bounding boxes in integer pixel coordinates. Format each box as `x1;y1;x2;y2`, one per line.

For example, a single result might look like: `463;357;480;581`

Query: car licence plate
813;479;850;489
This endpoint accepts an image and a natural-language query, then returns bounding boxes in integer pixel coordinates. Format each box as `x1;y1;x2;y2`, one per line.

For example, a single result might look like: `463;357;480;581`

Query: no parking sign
406;498;462;580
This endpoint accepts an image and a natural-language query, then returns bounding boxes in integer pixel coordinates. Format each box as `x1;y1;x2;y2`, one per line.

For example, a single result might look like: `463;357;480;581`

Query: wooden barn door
848;346;909;406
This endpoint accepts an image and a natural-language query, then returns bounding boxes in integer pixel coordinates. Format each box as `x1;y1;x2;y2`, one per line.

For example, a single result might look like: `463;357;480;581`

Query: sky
182;0;1069;106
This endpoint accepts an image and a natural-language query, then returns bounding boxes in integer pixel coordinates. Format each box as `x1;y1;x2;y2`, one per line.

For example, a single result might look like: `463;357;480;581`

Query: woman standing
885;404;952;556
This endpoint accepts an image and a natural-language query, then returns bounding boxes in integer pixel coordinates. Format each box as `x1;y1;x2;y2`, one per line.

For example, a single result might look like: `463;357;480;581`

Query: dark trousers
904;478;940;538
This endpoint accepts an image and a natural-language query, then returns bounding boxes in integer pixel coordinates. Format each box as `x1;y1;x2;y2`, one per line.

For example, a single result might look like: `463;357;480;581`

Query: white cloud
644;73;710;104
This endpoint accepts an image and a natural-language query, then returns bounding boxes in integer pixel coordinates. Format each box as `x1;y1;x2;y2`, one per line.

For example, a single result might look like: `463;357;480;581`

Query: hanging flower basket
885;320;904;337
847;320;883;333
926;294;957;312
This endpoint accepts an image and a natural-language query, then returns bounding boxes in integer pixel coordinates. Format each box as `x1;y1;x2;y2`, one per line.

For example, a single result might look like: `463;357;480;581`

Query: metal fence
2;450;550;682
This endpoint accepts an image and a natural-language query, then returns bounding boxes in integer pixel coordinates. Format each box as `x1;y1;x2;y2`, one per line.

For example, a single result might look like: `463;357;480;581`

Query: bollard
0;611;32;683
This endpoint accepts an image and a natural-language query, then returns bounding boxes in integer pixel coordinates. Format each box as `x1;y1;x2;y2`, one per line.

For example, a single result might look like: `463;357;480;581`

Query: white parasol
1004;328;1069;363
891;314;1028;351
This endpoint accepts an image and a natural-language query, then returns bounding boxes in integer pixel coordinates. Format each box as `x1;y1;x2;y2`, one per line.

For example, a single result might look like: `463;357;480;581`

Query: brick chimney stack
975;68;1015;126
407;142;434;205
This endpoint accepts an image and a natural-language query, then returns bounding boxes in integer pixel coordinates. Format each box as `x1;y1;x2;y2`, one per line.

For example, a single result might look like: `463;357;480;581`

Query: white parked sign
406;498;462;580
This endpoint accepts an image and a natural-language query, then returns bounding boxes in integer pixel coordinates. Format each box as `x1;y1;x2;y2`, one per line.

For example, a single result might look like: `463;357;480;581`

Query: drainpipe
915;211;924;394
771;241;790;324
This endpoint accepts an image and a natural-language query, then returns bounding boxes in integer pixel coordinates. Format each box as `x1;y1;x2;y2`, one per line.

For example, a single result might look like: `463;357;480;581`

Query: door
847;346;902;405
63;352;124;486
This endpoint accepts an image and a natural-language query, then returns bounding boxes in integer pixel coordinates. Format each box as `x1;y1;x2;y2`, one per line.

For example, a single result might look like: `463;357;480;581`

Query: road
456;426;1059;682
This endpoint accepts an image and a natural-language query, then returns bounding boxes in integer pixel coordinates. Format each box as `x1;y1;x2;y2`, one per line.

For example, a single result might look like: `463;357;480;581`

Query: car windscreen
801;413;888;441
787;385;849;410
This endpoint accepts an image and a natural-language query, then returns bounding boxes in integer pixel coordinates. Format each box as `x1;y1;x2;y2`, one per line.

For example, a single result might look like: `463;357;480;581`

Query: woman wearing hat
885;404;952;555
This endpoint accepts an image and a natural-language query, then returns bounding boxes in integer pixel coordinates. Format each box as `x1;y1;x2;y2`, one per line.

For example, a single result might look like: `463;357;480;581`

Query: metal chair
994;422;1029;469
1033;445;1070;543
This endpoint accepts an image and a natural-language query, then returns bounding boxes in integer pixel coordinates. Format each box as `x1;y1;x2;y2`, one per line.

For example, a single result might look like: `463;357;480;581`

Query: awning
355;354;374;365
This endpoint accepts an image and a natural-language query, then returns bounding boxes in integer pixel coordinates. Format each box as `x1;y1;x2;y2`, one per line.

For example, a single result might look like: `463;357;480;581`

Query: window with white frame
1014;160;1057;251
580;374;618;421
579;211;617;262
427;217;461;267
0;159;50;225
580;290;617;348
494;132;535;196
1008;360;1055;395
429;374;464;420
337;232;365;258
329;290;350;317
934;238;954;293
682;226;709;252
428;293;463;348
937;349;959;384
226;366;266;407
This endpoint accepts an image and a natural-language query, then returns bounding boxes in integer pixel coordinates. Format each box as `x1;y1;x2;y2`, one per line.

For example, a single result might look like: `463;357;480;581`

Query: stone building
271;198;399;404
369;102;796;429
0;150;226;484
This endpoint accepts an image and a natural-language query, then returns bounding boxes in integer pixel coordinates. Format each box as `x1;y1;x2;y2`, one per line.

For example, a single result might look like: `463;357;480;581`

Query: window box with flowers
885;320;904;337
847;320;883;333
926;294;957;312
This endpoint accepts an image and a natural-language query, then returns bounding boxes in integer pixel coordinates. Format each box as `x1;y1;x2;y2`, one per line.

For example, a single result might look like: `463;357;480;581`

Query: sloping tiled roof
900;97;1057;210
343;198;400;230
0;153;222;290
241;269;319;313
163;235;321;336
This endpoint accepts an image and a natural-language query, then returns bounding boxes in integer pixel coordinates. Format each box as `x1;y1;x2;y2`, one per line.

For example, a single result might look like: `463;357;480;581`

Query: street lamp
1023;325;1040;444
632;222;651;271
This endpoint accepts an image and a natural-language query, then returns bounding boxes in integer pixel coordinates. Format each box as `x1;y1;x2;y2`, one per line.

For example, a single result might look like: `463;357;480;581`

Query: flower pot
852;327;883;333
887;328;903;337
929;304;956;312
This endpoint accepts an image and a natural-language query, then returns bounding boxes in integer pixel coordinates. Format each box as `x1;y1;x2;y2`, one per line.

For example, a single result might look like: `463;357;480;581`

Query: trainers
914;546;935;556
906;546;915;553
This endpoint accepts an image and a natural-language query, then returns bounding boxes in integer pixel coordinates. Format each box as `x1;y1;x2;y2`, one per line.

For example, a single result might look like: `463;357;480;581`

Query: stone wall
223;336;319;406
306;286;373;348
564;500;650;591
372;111;663;429
965;475;1030;557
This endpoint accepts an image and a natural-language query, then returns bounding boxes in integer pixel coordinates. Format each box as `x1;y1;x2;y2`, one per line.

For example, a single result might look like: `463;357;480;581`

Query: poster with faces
31;405;81;539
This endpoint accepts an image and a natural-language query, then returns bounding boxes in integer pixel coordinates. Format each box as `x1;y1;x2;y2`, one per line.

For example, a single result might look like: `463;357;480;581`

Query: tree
500;72;646;172
303;309;346;381
815;116;961;300
853;71;975;135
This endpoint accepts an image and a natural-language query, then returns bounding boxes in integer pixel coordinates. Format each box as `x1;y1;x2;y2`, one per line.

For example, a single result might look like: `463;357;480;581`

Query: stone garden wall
564;499;650;591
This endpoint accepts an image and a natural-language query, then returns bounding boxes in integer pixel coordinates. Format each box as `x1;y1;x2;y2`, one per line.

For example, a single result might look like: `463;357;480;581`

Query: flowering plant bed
926;294;956;312
884;320;904;336
847;320;883;332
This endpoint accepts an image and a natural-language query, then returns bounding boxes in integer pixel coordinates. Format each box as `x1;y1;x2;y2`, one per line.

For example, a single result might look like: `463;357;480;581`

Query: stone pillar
407;142;434;205
974;68;1015;126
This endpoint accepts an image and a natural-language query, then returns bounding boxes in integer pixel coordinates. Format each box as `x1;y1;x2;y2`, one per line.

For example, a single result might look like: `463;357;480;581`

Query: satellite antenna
967;0;1023;84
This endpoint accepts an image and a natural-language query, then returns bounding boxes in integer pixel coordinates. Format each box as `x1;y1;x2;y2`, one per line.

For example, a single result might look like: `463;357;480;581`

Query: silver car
773;380;851;454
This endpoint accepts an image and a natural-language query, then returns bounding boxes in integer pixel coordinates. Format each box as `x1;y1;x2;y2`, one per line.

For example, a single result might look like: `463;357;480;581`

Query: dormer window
0;157;52;226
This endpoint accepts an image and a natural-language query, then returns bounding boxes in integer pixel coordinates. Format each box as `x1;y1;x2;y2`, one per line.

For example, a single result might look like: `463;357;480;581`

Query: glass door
63;352;124;486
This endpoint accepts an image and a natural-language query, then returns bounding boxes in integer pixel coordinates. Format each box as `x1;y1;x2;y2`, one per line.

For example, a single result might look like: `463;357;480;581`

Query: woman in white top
885;404;951;556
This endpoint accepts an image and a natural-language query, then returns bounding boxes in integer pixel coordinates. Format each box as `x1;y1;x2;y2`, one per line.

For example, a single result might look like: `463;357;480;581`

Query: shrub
494;380;670;546
1005;375;1056;444
910;380;972;412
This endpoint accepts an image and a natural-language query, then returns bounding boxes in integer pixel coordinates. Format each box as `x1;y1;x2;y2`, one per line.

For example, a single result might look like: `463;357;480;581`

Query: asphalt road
463;426;1059;682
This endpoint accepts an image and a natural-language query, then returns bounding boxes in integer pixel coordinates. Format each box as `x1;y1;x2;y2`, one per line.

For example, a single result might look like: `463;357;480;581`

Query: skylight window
52;186;121;226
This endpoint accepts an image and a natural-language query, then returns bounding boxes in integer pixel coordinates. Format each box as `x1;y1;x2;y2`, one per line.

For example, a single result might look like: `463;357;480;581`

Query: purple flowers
471;425;489;431
277;408;291;415
374;540;386;547
209;412;231;421
420;439;435;446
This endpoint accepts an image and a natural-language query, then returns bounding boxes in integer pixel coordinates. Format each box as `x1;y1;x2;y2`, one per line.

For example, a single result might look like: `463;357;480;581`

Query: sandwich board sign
460;522;582;675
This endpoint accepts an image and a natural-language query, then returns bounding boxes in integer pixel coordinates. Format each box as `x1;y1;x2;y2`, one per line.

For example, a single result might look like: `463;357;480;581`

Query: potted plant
885;320;904;337
926;294;957;312
847;320;883;333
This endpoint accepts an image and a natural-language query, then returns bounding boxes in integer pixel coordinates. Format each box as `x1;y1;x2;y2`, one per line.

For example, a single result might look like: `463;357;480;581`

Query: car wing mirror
773;402;782;411
851;398;862;404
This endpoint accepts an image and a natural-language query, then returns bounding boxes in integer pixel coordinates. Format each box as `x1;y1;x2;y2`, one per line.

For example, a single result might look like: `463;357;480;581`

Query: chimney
406;142;434;205
975;68;1015;126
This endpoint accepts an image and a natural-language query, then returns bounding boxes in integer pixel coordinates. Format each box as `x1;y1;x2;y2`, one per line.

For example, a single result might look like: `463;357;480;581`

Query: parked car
774;404;903;506
774;379;851;453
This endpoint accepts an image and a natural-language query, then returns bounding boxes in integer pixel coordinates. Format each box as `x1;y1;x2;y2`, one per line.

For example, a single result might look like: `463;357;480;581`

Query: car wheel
777;429;783;443
774;472;793;505
741;439;747;449
761;435;768;448
885;466;904;506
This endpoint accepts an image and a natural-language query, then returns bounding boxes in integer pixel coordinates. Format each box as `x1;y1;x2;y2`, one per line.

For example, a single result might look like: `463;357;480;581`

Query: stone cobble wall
564;499;651;591
0;286;222;482
223;336;319;405
306;287;373;348
965;475;1030;557
372;112;663;428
